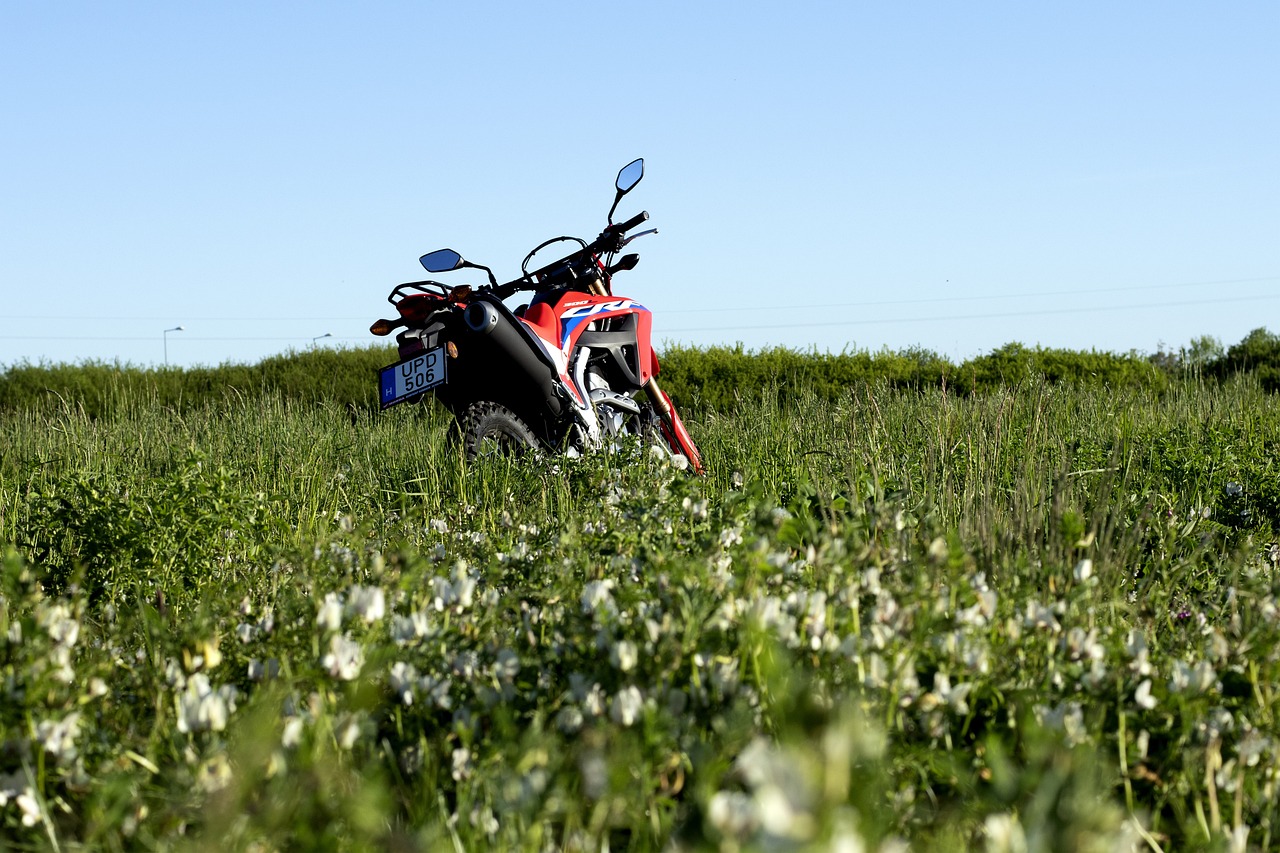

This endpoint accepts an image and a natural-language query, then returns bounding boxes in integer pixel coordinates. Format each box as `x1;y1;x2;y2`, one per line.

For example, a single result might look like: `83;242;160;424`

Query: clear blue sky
3;2;1277;369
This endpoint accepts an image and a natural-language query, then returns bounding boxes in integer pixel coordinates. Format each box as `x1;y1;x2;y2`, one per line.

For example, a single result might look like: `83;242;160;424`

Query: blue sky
2;2;1277;369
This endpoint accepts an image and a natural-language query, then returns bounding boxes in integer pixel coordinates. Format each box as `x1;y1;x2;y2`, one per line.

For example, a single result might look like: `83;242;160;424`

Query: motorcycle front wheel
458;401;542;460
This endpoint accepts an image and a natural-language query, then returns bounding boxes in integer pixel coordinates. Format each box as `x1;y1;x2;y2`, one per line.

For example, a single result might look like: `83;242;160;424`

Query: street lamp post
163;326;184;365
312;332;333;347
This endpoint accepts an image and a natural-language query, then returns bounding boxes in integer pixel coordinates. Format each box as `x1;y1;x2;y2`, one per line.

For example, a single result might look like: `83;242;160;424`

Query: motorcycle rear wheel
458;401;541;460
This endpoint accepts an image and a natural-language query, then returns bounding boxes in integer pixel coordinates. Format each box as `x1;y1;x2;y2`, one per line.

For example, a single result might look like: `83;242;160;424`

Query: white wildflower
1034;701;1086;746
432;568;476;611
17;790;42;828
719;525;744;549
389;661;418;705
37;602;80;647
584;683;607;717
322;633;364;681
707;790;758;838
451;747;472;781
196;755;233;793
1199;707;1235;741
1123;629;1152;677
1238;729;1271;767
612;639;638;672
1063;627;1105;662
281;717;304;749
1169;659;1216;695
1134;679;1157;710
421;675;452;709
984;812;1028;853
174;674;238;734
391;609;432;645
335;713;364;750
451;650;479;679
863;653;888;689
918;672;972;715
345;585;385;623
682;496;709;520
581;580;617;618
1073;558;1093;582
1022;601;1060;632
611;685;644;726
493;649;520;682
1080;659;1109;691
44;643;74;684
429;518;449;534
316;592;343;632
35;712;82;764
555;705;584;734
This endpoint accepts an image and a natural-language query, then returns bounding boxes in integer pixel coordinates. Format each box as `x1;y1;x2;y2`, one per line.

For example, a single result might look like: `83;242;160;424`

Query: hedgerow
1;328;1274;416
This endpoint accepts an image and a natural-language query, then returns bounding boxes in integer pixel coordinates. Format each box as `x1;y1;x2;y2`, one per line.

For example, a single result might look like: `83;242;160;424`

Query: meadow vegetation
2;335;1280;850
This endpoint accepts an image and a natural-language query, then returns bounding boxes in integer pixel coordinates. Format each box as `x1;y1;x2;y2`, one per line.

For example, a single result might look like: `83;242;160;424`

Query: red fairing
540;291;657;384
520;302;560;344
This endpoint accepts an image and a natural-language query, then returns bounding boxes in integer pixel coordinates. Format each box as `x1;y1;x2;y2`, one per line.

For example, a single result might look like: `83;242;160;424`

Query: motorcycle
369;158;703;473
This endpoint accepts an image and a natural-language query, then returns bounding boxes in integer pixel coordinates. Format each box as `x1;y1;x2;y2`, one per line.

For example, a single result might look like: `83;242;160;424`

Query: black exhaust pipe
463;296;562;417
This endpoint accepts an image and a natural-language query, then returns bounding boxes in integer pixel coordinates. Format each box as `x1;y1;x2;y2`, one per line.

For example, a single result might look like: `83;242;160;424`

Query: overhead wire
2;276;1276;340
3;275;1277;324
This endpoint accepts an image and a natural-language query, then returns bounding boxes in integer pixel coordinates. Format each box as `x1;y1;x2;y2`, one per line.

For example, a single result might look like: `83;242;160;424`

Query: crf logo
561;299;635;320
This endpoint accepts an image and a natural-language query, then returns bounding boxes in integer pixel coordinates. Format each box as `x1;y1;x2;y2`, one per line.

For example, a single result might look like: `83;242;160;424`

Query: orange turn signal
370;318;396;336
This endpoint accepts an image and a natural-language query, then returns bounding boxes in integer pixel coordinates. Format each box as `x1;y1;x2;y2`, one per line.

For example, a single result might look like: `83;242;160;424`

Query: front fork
643;376;704;474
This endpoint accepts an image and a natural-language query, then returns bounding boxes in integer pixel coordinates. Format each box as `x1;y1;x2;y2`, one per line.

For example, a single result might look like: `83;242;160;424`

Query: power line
665;275;1280;315
3;274;1276;322
5;292;1277;342
0;335;368;342
661;293;1280;333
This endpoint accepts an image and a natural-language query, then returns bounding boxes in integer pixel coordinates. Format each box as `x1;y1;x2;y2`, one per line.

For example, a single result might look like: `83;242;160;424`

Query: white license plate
379;347;446;408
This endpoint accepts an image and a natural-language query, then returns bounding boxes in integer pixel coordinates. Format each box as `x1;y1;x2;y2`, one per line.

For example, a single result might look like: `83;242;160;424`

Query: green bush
4;329;1277;419
1208;327;1280;393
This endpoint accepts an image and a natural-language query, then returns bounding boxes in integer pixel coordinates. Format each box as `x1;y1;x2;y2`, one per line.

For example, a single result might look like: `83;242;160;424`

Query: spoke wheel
458;402;541;460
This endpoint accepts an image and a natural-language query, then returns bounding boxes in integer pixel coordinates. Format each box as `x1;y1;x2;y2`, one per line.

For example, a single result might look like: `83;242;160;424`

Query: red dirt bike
370;158;703;473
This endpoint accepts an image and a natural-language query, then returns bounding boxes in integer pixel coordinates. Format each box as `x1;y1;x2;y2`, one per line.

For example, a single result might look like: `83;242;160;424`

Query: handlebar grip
615;210;649;234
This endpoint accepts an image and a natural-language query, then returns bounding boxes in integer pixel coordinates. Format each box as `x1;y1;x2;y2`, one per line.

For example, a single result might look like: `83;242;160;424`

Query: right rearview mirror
616;158;644;194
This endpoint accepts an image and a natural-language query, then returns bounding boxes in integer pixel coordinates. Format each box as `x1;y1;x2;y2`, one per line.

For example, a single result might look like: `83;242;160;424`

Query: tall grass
2;366;1279;848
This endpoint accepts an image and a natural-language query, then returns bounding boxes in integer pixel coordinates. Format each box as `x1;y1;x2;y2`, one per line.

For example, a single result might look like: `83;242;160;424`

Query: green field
3;347;1280;850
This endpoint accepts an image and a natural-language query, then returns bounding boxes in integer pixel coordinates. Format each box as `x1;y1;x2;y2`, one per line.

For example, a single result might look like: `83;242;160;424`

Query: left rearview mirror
420;249;463;273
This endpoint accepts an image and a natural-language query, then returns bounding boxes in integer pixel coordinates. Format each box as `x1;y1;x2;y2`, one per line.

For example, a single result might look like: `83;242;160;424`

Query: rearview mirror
616;158;644;193
420;249;463;273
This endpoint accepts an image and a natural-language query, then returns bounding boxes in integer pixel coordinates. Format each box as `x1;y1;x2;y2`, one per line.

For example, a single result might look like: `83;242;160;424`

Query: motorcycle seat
519;301;560;344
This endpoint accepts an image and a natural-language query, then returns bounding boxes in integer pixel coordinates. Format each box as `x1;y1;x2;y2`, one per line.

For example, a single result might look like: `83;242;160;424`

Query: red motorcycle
370;159;703;473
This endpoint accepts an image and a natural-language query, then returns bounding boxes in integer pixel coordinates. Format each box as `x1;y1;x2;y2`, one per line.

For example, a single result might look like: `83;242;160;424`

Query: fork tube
645;377;672;417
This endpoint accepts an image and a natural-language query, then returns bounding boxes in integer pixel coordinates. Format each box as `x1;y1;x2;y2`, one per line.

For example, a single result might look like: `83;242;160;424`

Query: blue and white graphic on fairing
558;299;647;348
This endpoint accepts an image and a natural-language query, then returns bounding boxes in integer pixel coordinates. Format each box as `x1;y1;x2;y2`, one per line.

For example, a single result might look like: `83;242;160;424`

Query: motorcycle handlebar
613;210;649;234
487;210;653;297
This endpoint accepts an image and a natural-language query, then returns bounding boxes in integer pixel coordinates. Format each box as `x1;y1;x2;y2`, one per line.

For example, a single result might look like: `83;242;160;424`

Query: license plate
379;347;446;408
